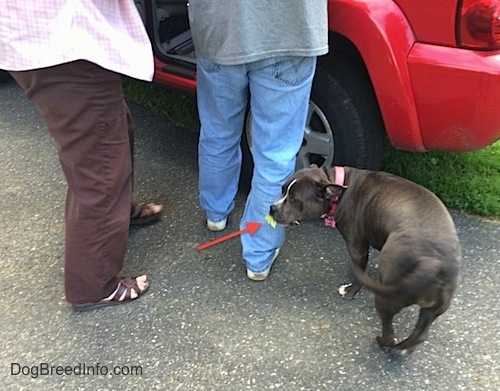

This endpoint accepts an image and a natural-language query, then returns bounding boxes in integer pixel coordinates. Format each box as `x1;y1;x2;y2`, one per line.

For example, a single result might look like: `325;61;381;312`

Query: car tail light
457;0;500;49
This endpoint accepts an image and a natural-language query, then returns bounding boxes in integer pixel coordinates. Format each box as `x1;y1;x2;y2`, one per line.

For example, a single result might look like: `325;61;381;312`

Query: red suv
145;1;499;170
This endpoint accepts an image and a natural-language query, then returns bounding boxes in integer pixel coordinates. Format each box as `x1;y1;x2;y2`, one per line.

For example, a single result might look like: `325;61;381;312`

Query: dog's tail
351;257;443;298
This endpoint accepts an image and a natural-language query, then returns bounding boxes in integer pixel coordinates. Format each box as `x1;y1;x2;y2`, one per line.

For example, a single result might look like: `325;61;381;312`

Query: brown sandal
130;202;163;226
72;277;149;312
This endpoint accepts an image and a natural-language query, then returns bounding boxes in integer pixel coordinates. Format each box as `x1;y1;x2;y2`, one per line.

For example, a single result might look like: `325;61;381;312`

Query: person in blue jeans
189;1;328;280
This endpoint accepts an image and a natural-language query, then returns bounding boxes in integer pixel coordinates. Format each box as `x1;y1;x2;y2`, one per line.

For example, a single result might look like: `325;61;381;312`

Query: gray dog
269;165;462;355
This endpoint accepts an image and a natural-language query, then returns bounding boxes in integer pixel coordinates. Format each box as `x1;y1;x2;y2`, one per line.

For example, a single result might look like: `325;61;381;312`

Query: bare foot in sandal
103;275;148;301
72;275;149;312
130;202;163;226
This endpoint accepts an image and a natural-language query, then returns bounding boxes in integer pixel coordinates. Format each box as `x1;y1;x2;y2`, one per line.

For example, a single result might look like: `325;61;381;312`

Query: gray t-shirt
188;0;329;65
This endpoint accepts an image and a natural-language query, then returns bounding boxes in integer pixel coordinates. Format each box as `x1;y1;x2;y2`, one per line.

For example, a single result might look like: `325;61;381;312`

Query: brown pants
11;61;134;304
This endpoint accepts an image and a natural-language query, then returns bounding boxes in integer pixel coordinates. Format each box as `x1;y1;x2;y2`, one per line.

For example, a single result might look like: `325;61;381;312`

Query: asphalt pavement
1;79;499;391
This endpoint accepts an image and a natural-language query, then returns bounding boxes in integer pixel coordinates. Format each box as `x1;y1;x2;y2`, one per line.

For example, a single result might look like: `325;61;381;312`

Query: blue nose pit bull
270;165;462;356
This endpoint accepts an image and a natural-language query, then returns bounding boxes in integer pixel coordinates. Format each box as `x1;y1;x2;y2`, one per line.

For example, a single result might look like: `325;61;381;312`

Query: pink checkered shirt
0;0;154;81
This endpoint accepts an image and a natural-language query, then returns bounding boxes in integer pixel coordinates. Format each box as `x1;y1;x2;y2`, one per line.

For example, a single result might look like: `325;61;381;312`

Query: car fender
328;0;425;151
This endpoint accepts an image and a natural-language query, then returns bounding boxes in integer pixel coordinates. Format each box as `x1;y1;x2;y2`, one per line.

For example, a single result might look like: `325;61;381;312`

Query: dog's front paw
338;282;360;299
338;283;352;297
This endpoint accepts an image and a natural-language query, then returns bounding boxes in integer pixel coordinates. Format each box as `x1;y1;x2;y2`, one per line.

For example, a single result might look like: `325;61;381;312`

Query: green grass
123;78;500;219
123;78;199;130
382;143;500;218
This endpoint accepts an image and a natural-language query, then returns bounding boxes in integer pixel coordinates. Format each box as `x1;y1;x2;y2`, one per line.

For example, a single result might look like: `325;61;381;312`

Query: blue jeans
197;55;316;273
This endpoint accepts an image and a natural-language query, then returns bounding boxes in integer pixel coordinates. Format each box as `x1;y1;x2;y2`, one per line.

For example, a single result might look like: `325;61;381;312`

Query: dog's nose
269;204;277;215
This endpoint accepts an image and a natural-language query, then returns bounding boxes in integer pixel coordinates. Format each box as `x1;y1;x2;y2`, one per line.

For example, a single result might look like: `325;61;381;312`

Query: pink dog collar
324;166;345;229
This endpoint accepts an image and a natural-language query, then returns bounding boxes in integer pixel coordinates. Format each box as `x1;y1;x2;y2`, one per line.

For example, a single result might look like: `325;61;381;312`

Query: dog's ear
321;183;347;200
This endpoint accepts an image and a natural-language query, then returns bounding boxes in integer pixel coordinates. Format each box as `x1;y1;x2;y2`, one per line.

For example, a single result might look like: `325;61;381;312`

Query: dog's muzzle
269;205;300;226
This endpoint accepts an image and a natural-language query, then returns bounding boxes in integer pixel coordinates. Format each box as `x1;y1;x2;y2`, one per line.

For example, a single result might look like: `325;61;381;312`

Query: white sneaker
246;248;280;281
207;217;227;232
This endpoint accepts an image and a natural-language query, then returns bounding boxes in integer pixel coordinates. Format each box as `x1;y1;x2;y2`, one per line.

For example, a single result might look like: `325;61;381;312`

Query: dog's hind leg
392;307;440;355
392;278;454;355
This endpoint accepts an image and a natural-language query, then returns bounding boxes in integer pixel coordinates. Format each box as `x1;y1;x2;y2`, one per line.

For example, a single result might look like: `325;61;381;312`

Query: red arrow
197;222;262;251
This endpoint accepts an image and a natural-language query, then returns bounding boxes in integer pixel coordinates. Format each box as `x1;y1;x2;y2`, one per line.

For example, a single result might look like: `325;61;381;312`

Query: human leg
242;56;317;278
124;103;164;225
196;55;248;226
11;61;147;304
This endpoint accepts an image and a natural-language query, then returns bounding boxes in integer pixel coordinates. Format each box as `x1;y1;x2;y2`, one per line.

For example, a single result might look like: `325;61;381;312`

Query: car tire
239;56;385;192
0;70;11;83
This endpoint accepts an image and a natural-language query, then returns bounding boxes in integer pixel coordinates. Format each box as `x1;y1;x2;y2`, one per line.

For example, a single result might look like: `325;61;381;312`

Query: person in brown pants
10;61;164;311
1;1;163;311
